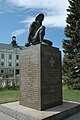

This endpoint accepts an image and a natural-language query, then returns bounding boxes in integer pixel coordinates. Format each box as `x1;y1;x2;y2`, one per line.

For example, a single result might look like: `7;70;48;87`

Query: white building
0;42;24;78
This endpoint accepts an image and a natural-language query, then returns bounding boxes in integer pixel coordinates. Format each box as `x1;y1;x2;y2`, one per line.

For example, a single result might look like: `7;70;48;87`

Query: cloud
6;0;68;10
20;16;34;28
11;28;27;36
7;0;68;28
59;48;64;59
43;15;67;27
20;14;66;28
0;0;15;13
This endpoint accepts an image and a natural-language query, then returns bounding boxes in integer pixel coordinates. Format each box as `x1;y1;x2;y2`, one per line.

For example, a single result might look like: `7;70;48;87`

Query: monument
0;13;79;120
20;13;62;110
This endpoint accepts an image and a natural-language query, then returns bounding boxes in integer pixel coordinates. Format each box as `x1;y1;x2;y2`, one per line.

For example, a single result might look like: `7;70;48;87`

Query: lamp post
11;36;22;79
11;36;18;79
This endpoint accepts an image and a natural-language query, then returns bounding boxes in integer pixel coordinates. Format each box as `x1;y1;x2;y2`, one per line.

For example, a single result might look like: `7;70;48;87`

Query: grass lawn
0;89;19;104
0;85;80;104
63;85;80;102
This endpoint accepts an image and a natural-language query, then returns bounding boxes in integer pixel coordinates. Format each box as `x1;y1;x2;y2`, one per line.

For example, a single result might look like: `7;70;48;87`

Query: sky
0;0;69;58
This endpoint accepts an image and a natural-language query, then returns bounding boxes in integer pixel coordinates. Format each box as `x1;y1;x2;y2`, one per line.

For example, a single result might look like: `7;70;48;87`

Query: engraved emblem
49;57;55;67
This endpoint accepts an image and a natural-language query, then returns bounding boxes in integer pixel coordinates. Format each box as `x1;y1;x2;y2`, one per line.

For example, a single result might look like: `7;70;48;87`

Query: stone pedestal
20;43;62;110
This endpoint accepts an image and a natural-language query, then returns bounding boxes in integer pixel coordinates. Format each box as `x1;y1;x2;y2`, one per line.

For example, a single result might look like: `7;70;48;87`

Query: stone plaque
41;45;62;110
20;45;41;110
20;43;62;110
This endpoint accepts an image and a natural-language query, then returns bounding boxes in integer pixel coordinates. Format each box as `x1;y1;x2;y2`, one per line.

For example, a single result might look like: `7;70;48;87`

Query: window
16;69;19;75
1;70;4;73
1;53;4;59
16;63;19;66
1;62;4;66
9;62;12;67
9;54;12;59
16;55;19;60
9;69;11;73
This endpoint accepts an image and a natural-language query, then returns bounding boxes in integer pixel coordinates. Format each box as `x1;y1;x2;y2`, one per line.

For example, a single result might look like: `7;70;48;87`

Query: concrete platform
0;101;80;120
0;112;17;120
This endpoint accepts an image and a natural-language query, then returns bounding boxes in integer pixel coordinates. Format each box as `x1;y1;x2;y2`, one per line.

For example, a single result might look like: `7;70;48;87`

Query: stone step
0;112;17;120
0;101;80;120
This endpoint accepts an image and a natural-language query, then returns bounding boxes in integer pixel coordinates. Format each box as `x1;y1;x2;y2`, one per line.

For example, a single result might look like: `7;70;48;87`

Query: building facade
0;43;23;78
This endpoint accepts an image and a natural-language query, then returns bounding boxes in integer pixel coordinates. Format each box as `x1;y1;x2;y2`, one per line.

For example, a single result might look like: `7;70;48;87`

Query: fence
0;78;19;89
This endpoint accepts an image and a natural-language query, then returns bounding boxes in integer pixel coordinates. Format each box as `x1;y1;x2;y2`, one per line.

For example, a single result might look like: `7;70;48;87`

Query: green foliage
63;85;80;102
0;89;19;104
0;86;80;104
62;0;80;90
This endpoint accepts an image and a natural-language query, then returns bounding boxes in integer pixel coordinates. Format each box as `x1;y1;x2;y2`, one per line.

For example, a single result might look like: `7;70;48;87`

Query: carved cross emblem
50;57;55;67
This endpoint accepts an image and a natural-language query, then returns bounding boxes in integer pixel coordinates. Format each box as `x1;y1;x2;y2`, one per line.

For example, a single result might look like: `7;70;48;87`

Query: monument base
0;101;80;120
20;43;62;110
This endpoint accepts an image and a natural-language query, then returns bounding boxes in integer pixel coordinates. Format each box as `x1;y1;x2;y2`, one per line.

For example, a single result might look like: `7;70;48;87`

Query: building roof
0;43;24;50
0;43;13;50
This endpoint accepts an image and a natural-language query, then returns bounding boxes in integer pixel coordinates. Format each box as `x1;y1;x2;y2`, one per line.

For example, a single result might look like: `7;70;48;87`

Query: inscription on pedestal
20;45;41;109
41;46;62;109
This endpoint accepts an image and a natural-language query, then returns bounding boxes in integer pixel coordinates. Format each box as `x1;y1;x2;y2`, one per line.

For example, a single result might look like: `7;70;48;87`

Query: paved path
0;112;17;120
64;111;80;120
0;111;80;120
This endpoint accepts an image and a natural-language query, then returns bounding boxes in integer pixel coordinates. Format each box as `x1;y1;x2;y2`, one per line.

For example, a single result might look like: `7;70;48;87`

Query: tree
62;0;80;89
